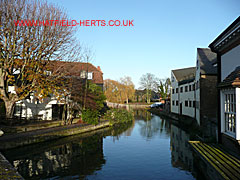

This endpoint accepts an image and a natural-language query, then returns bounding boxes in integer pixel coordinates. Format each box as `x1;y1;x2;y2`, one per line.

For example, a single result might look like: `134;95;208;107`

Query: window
80;71;87;78
224;90;236;134
193;84;195;91
176;88;179;93
180;87;183;93
185;86;188;92
189;101;192;107
176;100;179;106
189;85;192;91
87;72;93;79
14;104;22;115
172;100;175;106
172;89;175;94
193;101;196;108
185;101;188;107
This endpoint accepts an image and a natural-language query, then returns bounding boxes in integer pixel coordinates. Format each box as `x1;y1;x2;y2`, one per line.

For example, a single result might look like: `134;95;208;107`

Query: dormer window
45;70;51;75
80;71;87;78
87;72;93;79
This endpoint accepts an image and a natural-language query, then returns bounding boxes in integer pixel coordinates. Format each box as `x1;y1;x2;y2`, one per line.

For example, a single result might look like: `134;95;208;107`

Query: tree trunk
4;100;15;119
147;89;150;104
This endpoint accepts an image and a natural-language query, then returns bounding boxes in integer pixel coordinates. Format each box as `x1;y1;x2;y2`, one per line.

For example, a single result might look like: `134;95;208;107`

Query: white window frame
221;89;236;137
87;72;93;79
80;71;87;78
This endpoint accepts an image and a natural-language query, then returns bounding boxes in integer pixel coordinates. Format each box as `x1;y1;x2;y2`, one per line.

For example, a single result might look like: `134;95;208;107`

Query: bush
104;108;134;125
82;109;100;125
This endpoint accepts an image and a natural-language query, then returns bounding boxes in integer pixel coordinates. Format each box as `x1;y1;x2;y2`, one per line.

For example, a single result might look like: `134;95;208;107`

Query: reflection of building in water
170;124;193;172
5;135;105;180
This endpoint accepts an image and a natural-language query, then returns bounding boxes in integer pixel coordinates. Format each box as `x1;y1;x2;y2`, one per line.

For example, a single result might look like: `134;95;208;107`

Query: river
2;110;205;180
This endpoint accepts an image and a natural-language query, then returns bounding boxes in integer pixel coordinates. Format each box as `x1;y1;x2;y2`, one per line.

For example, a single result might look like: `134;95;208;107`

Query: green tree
155;78;171;99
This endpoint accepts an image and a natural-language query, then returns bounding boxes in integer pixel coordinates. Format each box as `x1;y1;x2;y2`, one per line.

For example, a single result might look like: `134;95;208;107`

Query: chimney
97;66;102;72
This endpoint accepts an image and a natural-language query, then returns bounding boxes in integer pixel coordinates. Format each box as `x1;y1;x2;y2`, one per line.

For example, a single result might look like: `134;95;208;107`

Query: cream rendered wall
171;71;179;114
15;96;62;120
195;60;201;125
179;82;195;118
236;88;240;140
221;45;240;140
221;45;240;81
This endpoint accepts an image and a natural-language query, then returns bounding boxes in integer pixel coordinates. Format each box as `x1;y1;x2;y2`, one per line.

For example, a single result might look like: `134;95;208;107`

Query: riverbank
0;120;110;150
148;108;197;127
0;152;23;180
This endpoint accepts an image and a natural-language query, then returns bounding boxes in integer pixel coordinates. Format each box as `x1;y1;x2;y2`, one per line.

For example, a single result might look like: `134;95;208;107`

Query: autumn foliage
104;77;135;104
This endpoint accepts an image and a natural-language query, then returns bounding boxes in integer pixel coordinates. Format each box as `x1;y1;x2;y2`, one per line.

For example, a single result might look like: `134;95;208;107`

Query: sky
49;0;240;88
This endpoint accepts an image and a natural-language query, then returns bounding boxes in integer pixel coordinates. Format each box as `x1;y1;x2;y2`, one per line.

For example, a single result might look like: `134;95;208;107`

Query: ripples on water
3;110;205;180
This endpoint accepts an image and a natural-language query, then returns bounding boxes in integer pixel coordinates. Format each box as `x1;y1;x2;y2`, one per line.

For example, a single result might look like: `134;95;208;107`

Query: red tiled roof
218;66;240;88
48;61;103;84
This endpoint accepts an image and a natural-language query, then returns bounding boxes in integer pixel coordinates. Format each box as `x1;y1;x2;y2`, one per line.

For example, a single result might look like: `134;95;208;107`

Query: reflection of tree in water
137;114;171;140
4;134;105;180
134;109;152;121
3;122;134;180
107;121;134;142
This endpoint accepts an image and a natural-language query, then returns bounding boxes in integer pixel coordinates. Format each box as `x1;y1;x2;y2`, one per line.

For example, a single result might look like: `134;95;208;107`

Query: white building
209;16;240;148
171;67;195;118
171;48;217;126
11;61;104;120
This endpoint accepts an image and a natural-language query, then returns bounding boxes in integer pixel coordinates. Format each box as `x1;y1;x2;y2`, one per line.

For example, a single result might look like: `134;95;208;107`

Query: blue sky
49;0;239;88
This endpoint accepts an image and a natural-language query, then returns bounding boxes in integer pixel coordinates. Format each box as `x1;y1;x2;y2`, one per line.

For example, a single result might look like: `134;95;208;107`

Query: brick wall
200;75;218;126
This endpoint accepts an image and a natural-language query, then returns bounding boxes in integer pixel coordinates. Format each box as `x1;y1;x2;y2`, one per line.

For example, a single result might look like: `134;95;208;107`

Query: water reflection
134;110;171;140
4;134;105;180
2;110;202;180
170;124;193;172
3;122;133;180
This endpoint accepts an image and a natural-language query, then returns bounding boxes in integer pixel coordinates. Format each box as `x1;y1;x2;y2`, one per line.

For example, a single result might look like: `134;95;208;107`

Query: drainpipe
178;83;180;115
194;81;196;119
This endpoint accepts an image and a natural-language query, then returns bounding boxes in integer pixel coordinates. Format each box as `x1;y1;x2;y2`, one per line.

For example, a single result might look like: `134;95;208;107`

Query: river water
2;110;205;180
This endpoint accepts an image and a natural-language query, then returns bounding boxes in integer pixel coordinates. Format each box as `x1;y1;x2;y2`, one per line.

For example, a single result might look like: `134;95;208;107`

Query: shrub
82;109;99;125
104;108;134;125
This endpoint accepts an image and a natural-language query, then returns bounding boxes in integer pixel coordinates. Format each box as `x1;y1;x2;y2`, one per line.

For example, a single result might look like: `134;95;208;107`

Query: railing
106;102;150;109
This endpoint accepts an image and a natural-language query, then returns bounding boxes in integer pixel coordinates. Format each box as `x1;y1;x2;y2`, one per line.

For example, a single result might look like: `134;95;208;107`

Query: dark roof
209;16;240;50
48;61;103;84
218;66;240;88
179;77;195;86
197;48;217;75
172;67;195;82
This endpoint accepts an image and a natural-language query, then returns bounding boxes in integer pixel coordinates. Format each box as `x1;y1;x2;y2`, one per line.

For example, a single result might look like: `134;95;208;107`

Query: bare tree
0;0;82;118
139;73;156;104
120;76;135;104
